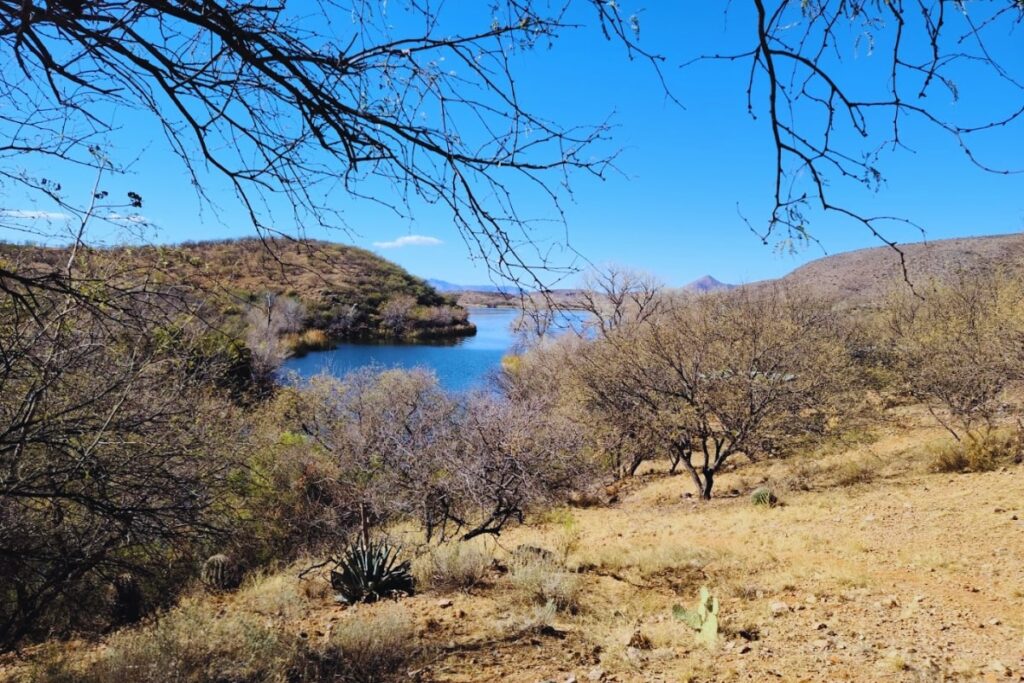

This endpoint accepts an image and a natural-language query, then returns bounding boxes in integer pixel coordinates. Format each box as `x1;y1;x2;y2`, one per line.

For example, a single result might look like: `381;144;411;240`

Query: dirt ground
5;420;1023;682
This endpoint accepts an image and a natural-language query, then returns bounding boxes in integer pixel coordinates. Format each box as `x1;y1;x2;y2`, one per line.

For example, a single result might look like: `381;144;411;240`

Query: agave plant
330;538;415;603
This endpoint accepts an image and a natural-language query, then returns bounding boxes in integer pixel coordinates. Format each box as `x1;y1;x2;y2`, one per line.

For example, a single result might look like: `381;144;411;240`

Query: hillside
774;233;1024;303
12;410;1022;682
0;238;474;343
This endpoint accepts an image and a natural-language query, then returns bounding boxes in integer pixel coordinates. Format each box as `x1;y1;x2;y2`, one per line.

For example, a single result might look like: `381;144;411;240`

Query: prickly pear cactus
672;585;719;647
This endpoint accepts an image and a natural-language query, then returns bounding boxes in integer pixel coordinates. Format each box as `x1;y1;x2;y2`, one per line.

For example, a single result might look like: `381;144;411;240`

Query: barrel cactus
330;538;415;604
672;586;720;647
751;487;779;508
201;553;241;591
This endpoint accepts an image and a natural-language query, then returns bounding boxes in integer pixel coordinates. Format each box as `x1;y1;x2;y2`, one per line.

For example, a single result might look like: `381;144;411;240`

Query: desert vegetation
4;254;1023;681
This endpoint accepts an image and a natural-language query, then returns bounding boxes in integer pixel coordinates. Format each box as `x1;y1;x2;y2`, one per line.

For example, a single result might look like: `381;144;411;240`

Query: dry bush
830;457;879;487
325;604;417;683
413;541;492;591
37;599;305;683
887;272;1024;443
234;572;307;621
548;283;854;498
0;276;248;647
501;600;558;638
927;430;1022;473
508;555;581;613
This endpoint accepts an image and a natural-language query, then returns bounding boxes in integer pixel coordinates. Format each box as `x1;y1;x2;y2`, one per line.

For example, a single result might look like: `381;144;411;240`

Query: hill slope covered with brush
0;238;474;343
772;233;1024;303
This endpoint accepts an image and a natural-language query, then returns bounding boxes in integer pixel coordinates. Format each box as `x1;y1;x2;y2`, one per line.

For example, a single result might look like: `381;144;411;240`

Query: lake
281;307;529;392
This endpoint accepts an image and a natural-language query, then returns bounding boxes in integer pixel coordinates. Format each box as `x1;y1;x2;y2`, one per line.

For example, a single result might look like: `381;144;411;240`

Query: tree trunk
701;467;714;500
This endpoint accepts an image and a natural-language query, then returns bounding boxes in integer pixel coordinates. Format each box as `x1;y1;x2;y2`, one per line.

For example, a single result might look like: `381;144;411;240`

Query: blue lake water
281;307;525;392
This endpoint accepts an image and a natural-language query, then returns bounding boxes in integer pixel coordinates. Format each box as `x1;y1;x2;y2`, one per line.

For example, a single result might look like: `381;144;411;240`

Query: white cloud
0;209;70;220
106;212;149;224
372;234;443;249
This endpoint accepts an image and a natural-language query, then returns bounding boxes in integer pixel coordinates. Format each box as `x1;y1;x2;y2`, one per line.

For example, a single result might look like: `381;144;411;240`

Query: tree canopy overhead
0;1;1021;285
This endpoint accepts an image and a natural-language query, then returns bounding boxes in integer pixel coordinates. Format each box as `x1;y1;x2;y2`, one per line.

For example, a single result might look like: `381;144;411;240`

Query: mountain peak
683;275;734;293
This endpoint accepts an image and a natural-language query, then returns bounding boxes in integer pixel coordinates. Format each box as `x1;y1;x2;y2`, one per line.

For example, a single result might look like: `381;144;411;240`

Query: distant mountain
683;275;735;293
426;278;507;294
773;233;1024;303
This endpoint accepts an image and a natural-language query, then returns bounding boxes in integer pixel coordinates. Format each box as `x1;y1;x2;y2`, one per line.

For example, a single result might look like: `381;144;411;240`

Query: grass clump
413;541;491;591
325;603;417;683
831;457;878;487
508;554;581;613
34;598;304;683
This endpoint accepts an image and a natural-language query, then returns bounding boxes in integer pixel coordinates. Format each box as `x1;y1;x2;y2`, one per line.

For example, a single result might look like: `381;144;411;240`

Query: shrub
414;542;491;591
831;457;878;487
508;555;581;613
325;604;417;683
928;432;1020;473
57;599;303;683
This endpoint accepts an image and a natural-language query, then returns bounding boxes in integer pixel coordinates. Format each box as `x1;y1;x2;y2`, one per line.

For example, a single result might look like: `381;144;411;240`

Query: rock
812;638;829;649
566;676;578;683
739;645;752;654
815;622;828;630
805;594;818;604
879;596;900;608
586;666;606;681
436;598;453;608
988;618;1001;626
988;660;1011;676
769;601;790;617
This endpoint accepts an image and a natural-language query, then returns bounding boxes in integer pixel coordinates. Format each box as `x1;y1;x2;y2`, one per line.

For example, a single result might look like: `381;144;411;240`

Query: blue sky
2;2;1021;287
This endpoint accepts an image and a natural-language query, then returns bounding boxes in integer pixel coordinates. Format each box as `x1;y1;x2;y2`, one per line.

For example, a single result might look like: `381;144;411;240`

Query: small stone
436;598;453;608
586;666;606;681
566;676;578;683
769;601;790;617
805;594;818;604
739;645;752;655
988;618;1001;626
989;660;1011;676
816;622;828;630
812;638;829;649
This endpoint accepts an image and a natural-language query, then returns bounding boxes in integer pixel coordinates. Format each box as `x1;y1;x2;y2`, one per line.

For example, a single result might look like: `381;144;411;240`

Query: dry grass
25;598;303;683
927;429;1022;473
325;603;417;683
507;555;582;613
413;540;492;591
10;418;1024;683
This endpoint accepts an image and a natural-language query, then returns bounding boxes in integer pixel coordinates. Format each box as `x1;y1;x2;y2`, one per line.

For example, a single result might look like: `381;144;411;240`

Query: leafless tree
245;293;305;381
0;266;244;648
887;271;1024;442
576;266;663;339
